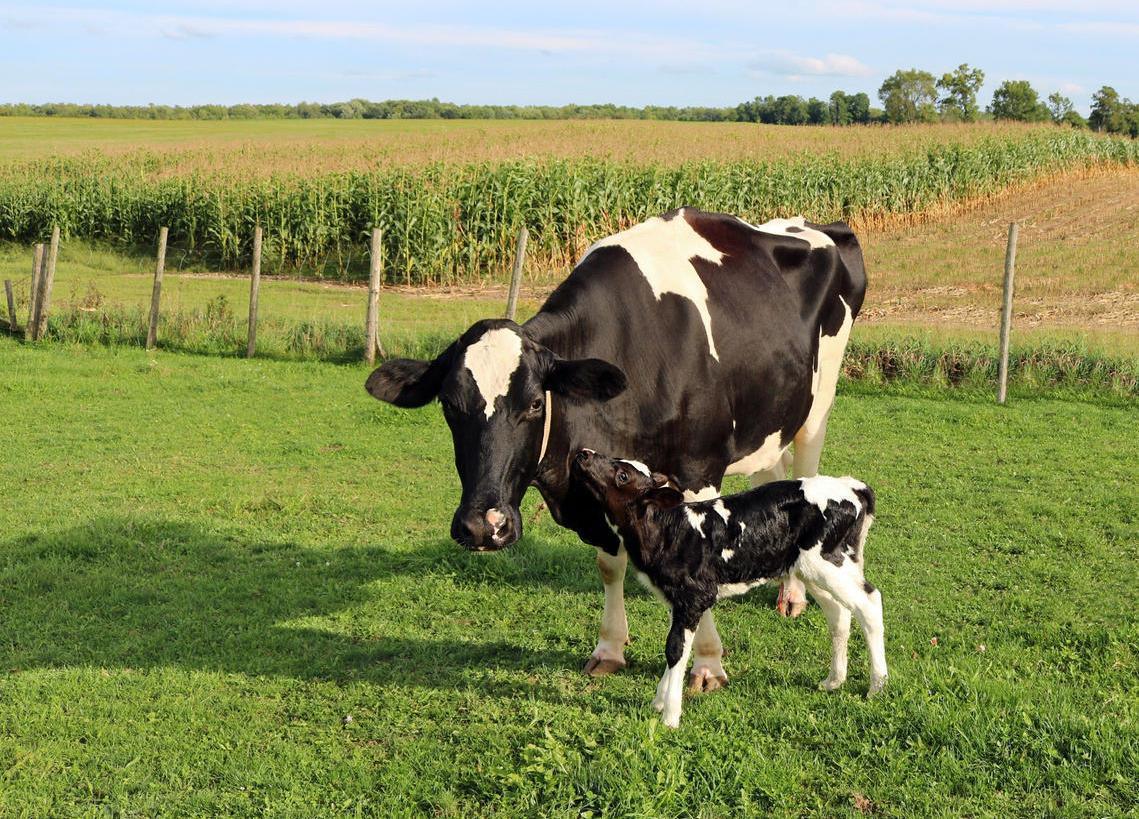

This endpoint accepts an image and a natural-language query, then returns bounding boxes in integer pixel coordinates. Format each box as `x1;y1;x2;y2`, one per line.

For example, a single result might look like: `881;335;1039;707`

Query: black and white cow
571;449;887;728
365;208;867;691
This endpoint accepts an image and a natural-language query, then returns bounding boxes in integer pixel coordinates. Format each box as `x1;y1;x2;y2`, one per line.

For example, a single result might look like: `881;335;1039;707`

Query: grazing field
1;118;1137;282
0;342;1136;816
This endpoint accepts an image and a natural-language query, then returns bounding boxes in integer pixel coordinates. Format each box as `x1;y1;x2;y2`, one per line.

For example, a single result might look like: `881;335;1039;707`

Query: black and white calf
572;450;887;728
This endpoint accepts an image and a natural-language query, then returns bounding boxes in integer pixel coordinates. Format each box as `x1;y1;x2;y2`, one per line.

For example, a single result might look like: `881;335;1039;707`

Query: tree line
2;64;1136;136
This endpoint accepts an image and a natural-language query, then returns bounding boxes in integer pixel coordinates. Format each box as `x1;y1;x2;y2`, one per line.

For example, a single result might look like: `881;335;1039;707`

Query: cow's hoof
583;656;626;677
867;675;888;698
775;584;809;618
687;665;728;694
818;676;845;692
661;711;682;729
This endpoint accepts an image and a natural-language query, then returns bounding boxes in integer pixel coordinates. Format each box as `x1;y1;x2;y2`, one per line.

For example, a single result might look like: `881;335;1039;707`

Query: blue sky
1;1;1136;113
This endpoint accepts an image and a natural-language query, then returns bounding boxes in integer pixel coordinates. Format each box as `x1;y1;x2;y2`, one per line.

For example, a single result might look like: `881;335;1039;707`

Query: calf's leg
799;553;888;697
583;547;629;677
659;607;699;729
808;585;852;691
852;584;888;695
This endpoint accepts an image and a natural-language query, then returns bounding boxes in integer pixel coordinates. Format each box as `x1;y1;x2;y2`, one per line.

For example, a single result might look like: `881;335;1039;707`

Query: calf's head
365;319;627;551
570;449;685;532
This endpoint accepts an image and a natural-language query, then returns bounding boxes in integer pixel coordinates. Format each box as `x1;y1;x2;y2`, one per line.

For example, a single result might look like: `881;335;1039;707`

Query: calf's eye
616;470;628;485
529;397;544;413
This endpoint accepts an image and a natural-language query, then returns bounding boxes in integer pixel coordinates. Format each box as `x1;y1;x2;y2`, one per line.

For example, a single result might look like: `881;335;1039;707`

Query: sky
1;1;1137;114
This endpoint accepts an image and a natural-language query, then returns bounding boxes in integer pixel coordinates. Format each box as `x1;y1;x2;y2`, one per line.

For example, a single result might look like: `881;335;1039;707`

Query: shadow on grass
0;516;592;699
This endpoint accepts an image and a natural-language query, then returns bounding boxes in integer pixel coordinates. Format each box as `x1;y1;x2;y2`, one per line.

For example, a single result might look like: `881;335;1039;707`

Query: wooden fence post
505;226;528;322
246;225;262;359
4;279;16;333
33;227;59;341
146;227;168;350
26;243;43;341
365;227;386;365
997;222;1018;405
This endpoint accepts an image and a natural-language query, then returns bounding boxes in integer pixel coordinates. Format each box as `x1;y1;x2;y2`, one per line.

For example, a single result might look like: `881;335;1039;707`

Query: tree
878;69;939;124
828;90;851;125
989;80;1050;121
848;93;872;124
937;64;985;122
806;97;829;125
1046;92;1074;123
1088;86;1130;133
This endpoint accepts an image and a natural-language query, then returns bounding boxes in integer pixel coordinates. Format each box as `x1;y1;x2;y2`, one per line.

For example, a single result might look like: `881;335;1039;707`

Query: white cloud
749;51;873;78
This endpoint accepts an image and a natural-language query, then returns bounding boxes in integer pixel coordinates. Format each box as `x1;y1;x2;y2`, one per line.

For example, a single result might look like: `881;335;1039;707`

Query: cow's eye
616;470;629;485
529;397;544;414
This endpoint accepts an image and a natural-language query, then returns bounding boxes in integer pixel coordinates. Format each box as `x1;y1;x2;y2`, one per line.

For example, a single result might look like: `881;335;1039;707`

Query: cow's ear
650;472;670;488
545;358;627;403
642;486;685;510
365;345;455;408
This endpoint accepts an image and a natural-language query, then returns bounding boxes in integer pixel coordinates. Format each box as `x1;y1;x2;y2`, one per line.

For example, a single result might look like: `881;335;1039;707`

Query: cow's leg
583;546;629;676
680;484;728;694
747;448;805;617
687;609;728;693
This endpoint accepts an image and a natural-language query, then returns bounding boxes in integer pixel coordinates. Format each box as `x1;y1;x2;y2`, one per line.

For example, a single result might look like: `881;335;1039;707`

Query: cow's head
365;319;627;551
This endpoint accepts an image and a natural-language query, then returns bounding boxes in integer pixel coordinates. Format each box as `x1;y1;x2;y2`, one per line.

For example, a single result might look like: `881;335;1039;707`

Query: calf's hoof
583;656;626;677
687;665;728;694
661;712;681;729
867;675;888;698
818;676;845;692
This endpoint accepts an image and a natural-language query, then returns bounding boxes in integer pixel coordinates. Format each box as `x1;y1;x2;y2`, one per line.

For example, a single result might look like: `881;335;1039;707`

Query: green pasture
0;341;1135;816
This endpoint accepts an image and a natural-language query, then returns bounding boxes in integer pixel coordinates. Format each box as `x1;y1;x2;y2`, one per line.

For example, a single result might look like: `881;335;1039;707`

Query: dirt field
858;167;1139;345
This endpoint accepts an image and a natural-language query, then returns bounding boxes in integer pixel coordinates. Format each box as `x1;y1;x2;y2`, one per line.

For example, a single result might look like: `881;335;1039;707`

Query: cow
365;207;867;692
570;449;887;728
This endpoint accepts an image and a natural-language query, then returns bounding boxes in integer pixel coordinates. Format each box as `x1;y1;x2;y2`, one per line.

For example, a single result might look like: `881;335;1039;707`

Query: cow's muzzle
452;505;521;551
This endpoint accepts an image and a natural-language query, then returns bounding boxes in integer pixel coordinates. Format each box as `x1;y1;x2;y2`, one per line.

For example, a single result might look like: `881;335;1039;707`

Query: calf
571;449;887;728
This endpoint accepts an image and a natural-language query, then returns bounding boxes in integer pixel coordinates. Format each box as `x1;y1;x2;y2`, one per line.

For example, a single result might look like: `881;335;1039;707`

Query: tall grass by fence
1;130;1137;284
13;295;1136;398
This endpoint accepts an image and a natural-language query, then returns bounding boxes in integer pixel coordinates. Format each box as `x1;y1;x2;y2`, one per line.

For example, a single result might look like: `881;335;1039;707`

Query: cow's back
526;208;866;480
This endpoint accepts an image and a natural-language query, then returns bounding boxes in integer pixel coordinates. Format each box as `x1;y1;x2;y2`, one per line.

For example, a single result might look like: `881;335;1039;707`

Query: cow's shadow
0;516;606;700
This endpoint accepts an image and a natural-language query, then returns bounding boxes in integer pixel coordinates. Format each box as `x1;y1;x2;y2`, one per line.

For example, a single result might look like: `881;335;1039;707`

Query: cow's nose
455;508;491;549
576;449;593;464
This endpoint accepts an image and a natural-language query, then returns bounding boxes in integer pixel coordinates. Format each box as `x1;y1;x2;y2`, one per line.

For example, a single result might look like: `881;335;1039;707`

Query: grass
0;340;1136;816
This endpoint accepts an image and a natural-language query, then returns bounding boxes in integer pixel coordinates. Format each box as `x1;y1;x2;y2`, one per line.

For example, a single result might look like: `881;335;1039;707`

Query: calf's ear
545;357;627;403
642;486;685;510
365;344;455;408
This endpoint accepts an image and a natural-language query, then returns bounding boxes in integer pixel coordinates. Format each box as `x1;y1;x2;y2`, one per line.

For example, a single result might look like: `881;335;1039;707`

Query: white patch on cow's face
684;507;707;537
717;580;767;600
619;459;651;477
711;499;730;524
800;475;863;514
748;215;835;250
721;548;735;561
683;485;719;502
464;328;523;420
584;210;724;360
725;430;785;477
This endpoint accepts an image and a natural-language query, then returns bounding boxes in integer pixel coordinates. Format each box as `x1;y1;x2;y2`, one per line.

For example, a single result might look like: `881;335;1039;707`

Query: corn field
1;129;1137;285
